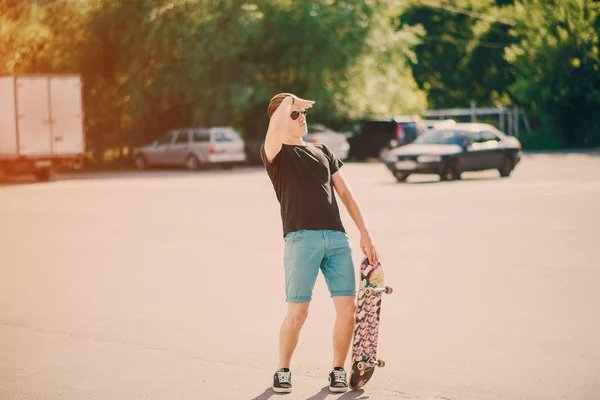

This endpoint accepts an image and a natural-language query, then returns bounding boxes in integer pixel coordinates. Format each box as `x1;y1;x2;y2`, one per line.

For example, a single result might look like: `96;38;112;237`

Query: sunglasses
290;110;307;120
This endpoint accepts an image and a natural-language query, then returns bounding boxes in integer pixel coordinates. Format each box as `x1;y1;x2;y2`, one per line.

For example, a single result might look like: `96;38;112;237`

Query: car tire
440;161;461;181
499;156;514;177
394;171;410;182
34;167;52;182
134;154;147;170
185;155;200;171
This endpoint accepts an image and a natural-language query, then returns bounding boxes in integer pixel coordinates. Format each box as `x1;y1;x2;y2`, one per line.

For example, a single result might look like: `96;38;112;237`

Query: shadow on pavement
523;150;600;158
338;389;369;400
405;175;501;185
251;386;368;399
251;387;285;399
379;175;502;186
305;386;368;400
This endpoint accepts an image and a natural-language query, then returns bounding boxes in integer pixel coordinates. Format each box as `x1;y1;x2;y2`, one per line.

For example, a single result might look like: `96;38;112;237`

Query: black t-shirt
260;142;346;236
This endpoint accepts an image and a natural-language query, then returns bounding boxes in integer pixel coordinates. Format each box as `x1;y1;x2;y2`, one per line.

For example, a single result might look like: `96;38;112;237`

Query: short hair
267;92;294;119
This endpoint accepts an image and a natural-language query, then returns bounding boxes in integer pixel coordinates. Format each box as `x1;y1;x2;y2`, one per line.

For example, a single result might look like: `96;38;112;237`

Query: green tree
0;0;51;74
398;1;478;108
507;0;600;147
466;13;520;106
0;0;427;162
398;0;522;110
109;0;426;142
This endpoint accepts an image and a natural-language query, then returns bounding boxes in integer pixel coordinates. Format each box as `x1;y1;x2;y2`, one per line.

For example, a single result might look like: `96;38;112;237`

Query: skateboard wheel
365;288;375;296
378;359;386;368
357;361;367;371
385;286;393;294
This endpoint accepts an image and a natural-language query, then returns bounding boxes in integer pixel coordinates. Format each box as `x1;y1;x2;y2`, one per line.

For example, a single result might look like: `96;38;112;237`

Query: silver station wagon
132;126;247;170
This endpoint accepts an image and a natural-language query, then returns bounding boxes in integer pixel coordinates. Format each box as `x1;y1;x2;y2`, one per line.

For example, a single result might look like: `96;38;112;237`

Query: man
261;93;379;394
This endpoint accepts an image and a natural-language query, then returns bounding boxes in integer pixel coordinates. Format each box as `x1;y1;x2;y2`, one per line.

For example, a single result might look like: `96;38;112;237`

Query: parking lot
1;153;599;400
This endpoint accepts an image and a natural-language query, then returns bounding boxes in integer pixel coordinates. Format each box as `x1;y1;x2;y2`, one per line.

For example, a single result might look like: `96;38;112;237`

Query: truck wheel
134;155;147;170
34;168;52;182
440;162;461;181
394;171;409;182
185;155;200;170
498;157;514;177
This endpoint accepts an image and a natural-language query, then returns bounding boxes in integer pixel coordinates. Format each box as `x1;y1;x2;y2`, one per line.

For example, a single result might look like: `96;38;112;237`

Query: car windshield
413;129;465;145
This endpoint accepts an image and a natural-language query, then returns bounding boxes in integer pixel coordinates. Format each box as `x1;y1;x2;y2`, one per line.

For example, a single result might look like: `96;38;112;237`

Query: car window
401;122;418;137
361;121;396;135
466;132;482;143
214;130;240;142
157;132;174;145
174;131;190;144
193;131;210;142
402;122;428;138
413;129;466;145
479;131;501;142
214;132;232;142
415;122;427;135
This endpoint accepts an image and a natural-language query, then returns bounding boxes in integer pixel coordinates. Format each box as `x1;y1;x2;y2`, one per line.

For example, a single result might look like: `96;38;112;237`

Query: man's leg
279;230;324;369
320;231;357;371
278;301;310;369
332;296;356;369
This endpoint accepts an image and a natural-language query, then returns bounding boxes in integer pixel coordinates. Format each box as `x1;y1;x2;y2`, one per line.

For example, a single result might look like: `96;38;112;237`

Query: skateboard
349;256;393;390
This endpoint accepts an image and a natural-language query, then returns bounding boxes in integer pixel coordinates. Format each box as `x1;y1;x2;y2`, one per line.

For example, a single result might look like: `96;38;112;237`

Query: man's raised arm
264;96;294;164
263;94;314;164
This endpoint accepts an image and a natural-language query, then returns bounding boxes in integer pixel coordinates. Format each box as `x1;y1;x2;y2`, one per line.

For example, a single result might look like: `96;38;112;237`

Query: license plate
35;160;52;168
395;160;417;170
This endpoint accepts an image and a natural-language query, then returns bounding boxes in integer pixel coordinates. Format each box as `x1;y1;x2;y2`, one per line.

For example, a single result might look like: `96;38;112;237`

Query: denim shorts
283;229;356;302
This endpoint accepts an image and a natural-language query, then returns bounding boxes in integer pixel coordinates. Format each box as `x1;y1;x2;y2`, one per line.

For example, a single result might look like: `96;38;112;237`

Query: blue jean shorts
283;229;356;303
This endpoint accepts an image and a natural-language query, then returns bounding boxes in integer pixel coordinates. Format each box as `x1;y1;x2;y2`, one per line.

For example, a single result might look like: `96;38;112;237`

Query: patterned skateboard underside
350;257;385;389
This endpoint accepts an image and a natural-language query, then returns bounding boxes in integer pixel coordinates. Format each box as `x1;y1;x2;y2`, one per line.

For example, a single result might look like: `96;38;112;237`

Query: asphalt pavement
1;153;599;399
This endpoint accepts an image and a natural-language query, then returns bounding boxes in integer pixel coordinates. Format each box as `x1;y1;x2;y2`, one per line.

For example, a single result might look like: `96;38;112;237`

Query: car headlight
417;155;442;163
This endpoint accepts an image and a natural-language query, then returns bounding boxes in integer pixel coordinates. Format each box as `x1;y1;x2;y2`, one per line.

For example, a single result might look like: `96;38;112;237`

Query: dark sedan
381;123;522;182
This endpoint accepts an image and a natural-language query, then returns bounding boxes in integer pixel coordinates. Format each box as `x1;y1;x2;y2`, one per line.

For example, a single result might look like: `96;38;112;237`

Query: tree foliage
507;0;600;147
1;0;599;159
398;0;600;148
0;0;426;161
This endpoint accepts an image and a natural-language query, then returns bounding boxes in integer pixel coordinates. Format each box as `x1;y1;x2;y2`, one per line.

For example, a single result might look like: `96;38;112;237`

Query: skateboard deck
349;256;392;390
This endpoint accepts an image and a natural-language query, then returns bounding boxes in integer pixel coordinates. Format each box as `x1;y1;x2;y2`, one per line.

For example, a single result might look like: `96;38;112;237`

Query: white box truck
0;74;85;181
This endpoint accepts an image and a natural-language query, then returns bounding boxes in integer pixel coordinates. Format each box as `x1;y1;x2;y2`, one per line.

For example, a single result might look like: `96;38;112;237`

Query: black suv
347;116;427;160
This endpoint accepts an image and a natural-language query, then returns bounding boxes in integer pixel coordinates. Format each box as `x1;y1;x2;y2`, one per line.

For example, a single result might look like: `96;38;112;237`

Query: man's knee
344;302;357;318
334;298;357;318
287;304;309;327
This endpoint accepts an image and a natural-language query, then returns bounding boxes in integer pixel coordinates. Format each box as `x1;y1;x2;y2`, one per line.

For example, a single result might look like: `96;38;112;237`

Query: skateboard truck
357;359;386;370
364;286;393;296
